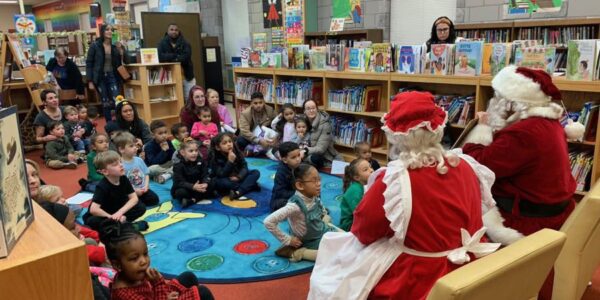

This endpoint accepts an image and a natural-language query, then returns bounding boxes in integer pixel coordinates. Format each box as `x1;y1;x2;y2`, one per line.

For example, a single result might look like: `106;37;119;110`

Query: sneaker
64;162;78;169
78;178;88;188
197;199;213;205
229;190;242;200
132;220;149;231
76;157;85;164
266;149;278;161
275;245;297;259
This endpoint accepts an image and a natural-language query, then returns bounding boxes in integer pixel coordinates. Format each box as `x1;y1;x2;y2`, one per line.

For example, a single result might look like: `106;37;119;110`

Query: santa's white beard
486;97;510;132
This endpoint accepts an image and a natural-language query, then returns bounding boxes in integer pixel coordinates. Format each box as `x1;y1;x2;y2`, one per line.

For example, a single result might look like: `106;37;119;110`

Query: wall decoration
332;0;361;24
0;106;35;258
32;0;97;32
14;15;37;34
285;0;304;46
271;27;285;48
263;0;282;29
253;33;268;51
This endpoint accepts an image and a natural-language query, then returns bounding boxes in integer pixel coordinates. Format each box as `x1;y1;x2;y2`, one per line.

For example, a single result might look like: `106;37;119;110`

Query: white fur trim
492;65;552;105
482;207;525;245
381;111;448;145
525;102;563;120
565;119;585;141
381;160;412;241
462;124;493;146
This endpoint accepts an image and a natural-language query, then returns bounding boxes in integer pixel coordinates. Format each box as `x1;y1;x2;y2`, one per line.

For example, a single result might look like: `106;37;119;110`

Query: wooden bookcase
304;29;383;47
234;67;600;194
123;63;185;129
0;202;93;299
455;17;600;44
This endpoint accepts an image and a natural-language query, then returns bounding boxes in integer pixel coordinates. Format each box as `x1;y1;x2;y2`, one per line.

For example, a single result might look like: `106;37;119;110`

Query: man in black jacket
157;23;195;97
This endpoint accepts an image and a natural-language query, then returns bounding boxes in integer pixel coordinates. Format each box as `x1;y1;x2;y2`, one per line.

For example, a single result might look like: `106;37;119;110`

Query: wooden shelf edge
153;114;180;121
326;108;385;118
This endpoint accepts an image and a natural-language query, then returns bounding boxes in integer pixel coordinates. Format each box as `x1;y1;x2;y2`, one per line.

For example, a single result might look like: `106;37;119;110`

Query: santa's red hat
492;65;561;104
382;91;447;142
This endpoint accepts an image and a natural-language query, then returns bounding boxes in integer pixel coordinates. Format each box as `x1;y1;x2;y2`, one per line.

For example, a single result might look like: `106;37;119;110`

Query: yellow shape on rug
137;201;205;234
221;196;257;209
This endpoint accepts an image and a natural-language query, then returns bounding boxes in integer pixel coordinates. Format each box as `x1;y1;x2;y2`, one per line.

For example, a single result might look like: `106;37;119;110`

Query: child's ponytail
99;219;144;261
342;158;365;191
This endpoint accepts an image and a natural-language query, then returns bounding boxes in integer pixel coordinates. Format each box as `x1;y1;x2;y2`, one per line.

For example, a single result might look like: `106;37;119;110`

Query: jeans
96;72;120;122
183;78;196;101
214;169;260;195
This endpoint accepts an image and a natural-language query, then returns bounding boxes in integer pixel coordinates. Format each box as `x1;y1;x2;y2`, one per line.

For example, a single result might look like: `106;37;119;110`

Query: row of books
235;77;274;103
433;94;475;126
275;79;314;107
456;29;511;43
329;115;384;148
569;150;594;192
327;85;382;112
515;26;597;46
576;102;599;142
148;68;172;85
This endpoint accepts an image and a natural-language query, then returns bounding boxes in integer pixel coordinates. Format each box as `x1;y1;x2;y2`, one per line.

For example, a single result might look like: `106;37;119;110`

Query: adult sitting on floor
34;89;64;145
236;91;276;154
308;91;501;299
179;85;221;131
301;99;342;168
462;66;582;245
105;100;153;150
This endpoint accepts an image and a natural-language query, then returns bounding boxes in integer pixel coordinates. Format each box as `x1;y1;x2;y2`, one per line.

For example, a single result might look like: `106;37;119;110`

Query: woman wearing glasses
301;99;342;169
425;16;458;53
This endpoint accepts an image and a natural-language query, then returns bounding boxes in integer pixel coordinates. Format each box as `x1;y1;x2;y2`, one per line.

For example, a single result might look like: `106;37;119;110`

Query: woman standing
86;24;127;122
180;85;221;130
302;99;341;169
46;47;86;103
33;89;64;144
425;16;457;53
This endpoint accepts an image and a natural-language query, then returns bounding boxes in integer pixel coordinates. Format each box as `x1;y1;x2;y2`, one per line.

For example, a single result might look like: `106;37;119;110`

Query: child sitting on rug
114;132;159;206
80;132;110;193
172;139;214;208
144;120;175;184
99;220;214;300
83;150;148;232
191;106;218;159
63;105;88;154
40;202;108;266
354;141;380;171
339;158;373;231
270;142;303;212
171;123;189;151
45;120;79;169
208;132;261;200
290;115;311;153
264;163;338;262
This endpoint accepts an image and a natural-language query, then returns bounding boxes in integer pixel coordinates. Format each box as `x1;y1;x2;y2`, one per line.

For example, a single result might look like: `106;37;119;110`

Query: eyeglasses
437;28;450;33
301;179;321;184
305;107;317;112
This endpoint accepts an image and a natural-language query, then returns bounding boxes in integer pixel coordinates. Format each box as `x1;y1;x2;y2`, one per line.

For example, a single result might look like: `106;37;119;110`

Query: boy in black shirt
83;150;148;232
270;142;303;212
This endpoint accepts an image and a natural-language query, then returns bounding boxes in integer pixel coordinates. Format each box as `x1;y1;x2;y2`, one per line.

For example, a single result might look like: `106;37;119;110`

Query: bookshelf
123;63;185;129
304;29;383;47
455;17;600;44
234;68;600;191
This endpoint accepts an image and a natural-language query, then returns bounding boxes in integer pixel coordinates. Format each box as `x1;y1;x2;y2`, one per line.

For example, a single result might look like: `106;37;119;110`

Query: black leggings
176;271;214;300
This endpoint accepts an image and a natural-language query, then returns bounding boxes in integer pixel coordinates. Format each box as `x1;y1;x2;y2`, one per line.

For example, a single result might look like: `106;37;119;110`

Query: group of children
45;104;98;169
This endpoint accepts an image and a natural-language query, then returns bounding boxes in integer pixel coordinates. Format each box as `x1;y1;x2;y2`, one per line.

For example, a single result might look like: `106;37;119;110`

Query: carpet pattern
138;158;343;283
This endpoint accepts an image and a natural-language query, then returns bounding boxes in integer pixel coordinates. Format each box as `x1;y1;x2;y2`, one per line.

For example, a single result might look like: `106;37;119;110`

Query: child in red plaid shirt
99;220;214;300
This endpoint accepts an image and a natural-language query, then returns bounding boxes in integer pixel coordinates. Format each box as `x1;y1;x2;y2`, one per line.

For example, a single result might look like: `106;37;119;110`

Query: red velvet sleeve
86;245;107;265
79;225;100;242
351;173;394;245
462;128;536;179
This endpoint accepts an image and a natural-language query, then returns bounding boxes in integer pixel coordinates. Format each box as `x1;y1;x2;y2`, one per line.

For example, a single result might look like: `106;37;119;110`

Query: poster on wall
271;27;285;48
14;15;37;34
505;0;565;16
0;106;35;258
332;0;362;24
263;0;282;28
285;0;304;46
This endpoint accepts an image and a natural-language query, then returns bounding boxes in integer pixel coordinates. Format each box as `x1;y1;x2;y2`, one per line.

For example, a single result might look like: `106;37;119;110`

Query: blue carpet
139;158;343;283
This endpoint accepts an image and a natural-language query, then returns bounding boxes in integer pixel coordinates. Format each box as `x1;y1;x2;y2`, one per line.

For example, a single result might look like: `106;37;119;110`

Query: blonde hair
206;88;218;97
113;131;136;152
389;128;459;175
63;105;79;116
94;150;121;170
38;185;62;203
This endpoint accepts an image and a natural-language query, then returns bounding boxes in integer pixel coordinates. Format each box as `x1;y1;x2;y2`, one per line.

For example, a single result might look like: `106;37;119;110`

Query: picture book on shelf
371;43;392;73
397;46;417;74
348;48;365;72
514;46;556;74
326;44;341;71
430;44;450;75
309;47;326;70
481;43;493;75
363;85;382;112
140;48;159;64
566;40;597;81
490;43;511;76
249;50;262;67
261;52;282;68
454;41;483;76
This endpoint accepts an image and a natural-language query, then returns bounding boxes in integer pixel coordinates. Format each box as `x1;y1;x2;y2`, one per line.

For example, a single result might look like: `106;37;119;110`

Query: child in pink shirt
191;106;218;159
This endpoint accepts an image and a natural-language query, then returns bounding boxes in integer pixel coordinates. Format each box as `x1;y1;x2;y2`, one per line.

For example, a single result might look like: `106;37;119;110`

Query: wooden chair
427;229;566;300
552;182;600;300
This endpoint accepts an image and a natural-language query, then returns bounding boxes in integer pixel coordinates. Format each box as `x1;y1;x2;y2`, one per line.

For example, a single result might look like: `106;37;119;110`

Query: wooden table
0;202;93;299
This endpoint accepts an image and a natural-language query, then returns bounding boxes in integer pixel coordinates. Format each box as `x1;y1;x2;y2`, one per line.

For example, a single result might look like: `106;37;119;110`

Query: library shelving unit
123;63;185;129
233;67;276;121
304;29;383;47
0;202;93;299
234;67;600;193
455;17;600;44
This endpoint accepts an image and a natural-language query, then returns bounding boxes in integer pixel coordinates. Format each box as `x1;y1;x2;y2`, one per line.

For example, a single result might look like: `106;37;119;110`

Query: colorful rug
138;158;343;283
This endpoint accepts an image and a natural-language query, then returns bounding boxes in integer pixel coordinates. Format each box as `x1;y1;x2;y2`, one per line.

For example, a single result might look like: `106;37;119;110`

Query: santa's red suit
463;66;580;241
308;91;500;300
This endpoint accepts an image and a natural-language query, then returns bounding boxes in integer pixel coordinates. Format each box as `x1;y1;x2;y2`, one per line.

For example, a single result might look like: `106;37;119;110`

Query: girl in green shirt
339;158;374;231
80;132;110;192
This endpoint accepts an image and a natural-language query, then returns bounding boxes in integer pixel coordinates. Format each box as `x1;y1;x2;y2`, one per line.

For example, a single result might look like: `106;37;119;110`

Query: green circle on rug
186;254;224;271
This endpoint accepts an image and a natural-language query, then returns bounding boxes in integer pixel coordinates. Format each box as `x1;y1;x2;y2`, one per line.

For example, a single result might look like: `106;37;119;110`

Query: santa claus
463;66;583;245
308;91;501;300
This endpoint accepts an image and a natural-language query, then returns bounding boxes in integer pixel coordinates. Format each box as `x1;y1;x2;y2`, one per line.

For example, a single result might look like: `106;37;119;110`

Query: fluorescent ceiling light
0;0;18;3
